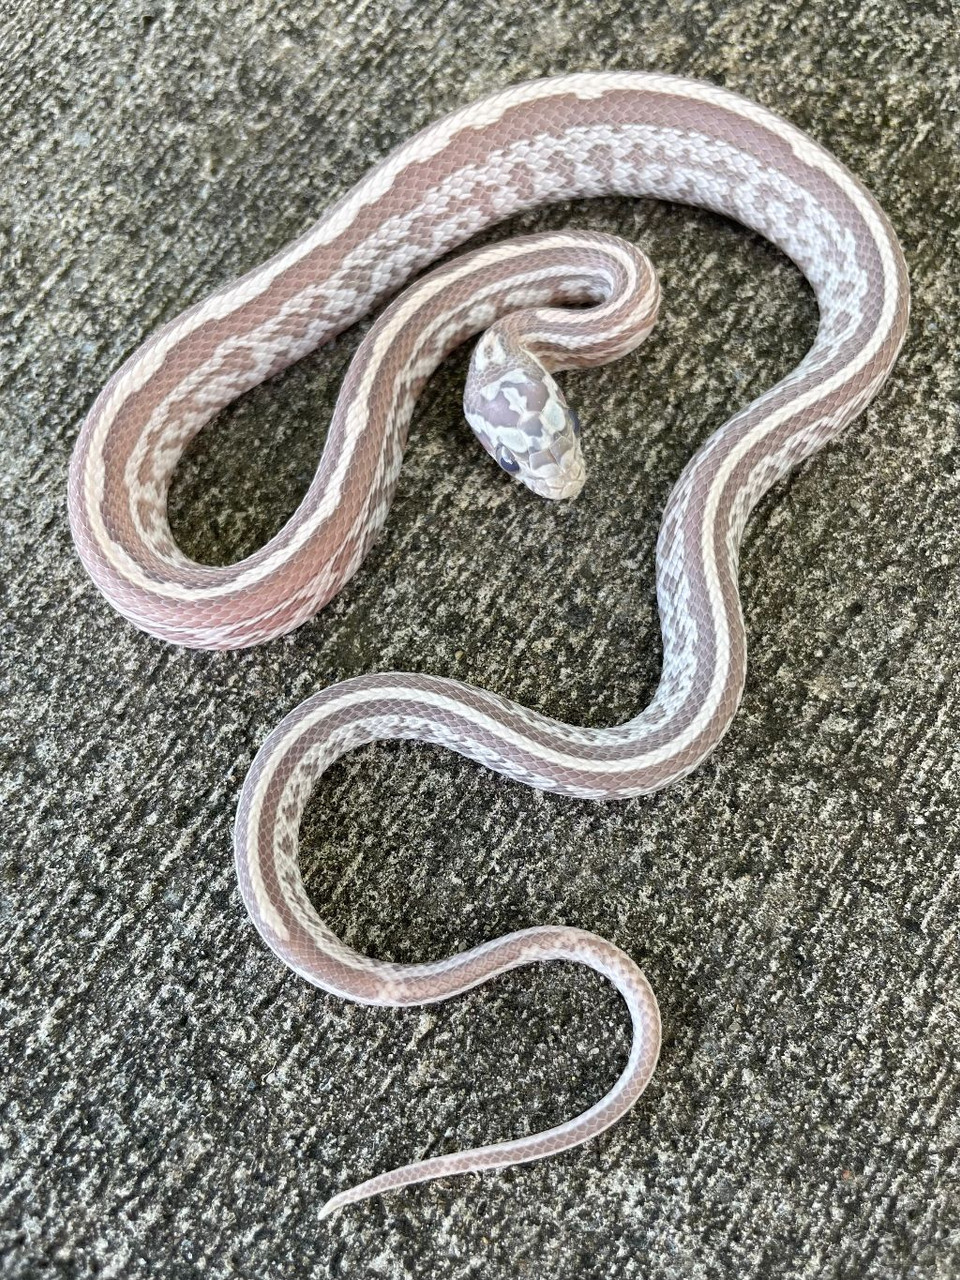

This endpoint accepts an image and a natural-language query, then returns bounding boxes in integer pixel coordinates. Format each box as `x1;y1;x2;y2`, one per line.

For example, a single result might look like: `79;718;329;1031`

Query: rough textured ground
1;2;958;1277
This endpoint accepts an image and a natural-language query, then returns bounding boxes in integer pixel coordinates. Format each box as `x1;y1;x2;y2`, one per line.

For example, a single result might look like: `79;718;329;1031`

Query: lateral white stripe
87;238;651;602
79;75;901;624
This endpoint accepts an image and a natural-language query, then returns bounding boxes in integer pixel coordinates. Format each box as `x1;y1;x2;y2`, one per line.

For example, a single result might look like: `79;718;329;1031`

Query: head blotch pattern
463;341;586;500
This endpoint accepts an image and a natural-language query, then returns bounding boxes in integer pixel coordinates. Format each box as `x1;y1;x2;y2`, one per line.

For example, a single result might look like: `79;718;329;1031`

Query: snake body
67;73;909;1215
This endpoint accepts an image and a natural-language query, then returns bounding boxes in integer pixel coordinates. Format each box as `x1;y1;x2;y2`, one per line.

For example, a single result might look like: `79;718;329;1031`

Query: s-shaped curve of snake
68;72;909;1216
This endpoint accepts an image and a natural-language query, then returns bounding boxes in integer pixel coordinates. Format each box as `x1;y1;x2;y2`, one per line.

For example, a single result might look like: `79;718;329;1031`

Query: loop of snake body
68;72;909;1216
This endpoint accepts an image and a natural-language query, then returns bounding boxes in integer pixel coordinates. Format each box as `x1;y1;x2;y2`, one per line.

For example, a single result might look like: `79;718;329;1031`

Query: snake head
463;337;585;501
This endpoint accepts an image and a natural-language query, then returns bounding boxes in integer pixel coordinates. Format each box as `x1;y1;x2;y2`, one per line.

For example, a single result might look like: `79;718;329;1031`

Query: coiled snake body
67;73;910;1215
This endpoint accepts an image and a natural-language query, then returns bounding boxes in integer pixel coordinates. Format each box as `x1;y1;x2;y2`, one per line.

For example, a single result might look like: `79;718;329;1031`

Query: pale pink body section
68;73;910;1214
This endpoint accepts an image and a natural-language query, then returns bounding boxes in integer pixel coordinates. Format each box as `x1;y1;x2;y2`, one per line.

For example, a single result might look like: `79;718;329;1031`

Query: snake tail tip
318;1195;345;1221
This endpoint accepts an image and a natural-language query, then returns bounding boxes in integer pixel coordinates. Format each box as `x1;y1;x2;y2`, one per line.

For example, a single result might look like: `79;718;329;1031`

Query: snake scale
67;72;910;1215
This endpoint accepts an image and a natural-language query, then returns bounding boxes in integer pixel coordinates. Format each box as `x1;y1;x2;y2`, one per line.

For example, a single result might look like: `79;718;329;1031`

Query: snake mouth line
535;470;587;500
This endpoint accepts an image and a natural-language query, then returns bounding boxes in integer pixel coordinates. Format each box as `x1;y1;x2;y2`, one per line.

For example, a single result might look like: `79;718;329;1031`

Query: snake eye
496;445;520;474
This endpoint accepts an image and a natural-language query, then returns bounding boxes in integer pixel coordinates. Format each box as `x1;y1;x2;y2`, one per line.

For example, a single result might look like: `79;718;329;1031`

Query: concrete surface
1;1;958;1276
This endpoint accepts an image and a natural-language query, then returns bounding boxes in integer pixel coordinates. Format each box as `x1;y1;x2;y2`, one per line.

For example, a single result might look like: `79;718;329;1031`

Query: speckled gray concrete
1;2;958;1277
